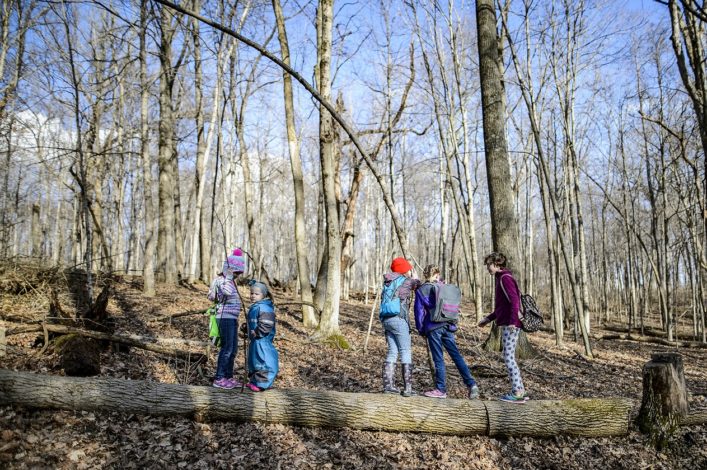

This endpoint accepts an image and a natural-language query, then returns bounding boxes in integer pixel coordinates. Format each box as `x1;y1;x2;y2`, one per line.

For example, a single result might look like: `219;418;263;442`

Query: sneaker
468;385;480;400
246;383;262;392
499;392;529;403
213;378;235;389
423;389;447;399
227;378;243;388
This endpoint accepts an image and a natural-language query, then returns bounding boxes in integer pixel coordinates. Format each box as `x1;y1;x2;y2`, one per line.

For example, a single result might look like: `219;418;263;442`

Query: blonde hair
423;264;440;281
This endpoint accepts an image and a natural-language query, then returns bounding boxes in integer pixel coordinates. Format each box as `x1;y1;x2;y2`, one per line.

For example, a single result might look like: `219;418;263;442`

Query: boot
382;362;399;394
401;363;415;397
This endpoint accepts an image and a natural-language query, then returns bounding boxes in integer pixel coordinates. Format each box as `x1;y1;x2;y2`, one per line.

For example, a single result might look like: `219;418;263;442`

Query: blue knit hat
249;280;269;297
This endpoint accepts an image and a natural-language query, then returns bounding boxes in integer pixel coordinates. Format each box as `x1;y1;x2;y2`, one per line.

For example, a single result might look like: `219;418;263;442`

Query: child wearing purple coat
414;264;479;399
478;252;528;403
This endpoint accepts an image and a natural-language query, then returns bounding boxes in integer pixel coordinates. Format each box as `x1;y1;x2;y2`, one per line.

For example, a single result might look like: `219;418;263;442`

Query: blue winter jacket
246;299;279;389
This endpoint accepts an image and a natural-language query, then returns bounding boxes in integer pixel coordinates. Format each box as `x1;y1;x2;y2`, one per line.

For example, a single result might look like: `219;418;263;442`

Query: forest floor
1;266;706;469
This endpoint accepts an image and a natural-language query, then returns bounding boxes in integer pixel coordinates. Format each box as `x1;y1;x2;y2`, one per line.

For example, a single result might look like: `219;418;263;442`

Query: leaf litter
0;273;705;469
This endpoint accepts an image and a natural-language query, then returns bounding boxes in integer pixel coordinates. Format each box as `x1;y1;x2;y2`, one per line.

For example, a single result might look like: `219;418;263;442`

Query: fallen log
0;369;633;437
592;333;706;349
680;409;707;426
601;324;702;342
4;324;206;363
149;309;207;323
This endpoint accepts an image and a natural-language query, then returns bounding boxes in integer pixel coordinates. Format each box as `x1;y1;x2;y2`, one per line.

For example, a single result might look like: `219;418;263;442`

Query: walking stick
241;326;248;392
425;338;436;381
233;283;249;392
363;287;380;354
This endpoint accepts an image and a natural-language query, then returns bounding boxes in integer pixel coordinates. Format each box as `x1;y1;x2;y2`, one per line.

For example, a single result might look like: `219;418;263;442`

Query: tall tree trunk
313;0;344;344
272;0;316;326
188;0;226;283
140;0;156;296
156;5;178;284
475;0;519;264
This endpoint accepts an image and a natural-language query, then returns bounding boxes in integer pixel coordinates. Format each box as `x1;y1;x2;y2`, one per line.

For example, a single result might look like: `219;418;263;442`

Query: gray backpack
429;281;462;323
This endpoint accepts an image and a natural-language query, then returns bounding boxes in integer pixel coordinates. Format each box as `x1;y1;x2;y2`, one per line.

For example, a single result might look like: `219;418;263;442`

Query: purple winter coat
414;282;457;336
485;270;522;328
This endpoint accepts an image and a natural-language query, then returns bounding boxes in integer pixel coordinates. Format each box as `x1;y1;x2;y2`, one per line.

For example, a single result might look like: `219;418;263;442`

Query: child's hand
478;317;491;327
239;323;248;338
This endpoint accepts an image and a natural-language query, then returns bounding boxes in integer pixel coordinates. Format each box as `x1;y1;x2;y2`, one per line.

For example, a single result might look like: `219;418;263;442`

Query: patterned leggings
502;326;525;395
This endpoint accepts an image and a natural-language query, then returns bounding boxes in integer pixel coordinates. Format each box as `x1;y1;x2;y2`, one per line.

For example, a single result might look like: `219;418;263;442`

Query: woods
0;0;706;466
0;0;703;349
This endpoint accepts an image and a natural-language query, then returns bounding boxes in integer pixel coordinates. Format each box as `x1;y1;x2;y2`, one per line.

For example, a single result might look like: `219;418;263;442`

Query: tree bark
0;370;633;437
156;5;179;284
313;0;344;343
475;0;519;264
272;0;316;327
140;0;157;296
637;353;689;440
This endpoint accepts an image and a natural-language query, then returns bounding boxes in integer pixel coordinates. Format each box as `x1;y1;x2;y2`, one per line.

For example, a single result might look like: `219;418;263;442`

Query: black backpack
499;274;544;333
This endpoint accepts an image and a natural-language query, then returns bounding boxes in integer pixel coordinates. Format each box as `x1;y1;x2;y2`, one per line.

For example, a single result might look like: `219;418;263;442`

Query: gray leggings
502;326;525;395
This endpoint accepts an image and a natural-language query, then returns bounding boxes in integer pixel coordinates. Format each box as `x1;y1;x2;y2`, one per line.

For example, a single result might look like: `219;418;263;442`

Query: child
243;280;278;391
478;252;528;403
208;248;246;389
380;257;420;397
415;264;480;399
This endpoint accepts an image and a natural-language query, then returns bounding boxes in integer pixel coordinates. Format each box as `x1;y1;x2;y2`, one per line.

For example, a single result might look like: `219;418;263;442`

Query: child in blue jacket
415;264;480;399
243;281;279;391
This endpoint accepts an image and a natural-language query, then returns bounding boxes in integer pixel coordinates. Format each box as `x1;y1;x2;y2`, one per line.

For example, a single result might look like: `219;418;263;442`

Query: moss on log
0;369;633;437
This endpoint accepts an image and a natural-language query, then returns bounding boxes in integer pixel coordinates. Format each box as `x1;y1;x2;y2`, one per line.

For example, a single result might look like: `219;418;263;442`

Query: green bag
207;306;221;346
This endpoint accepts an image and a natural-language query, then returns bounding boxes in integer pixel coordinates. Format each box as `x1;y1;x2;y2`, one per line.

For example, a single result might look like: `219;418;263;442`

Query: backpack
499;274;544;333
379;276;407;319
429;281;462;323
207;306;221;346
519;294;543;332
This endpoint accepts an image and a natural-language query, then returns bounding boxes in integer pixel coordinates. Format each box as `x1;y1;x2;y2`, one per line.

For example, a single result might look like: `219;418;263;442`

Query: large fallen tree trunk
592;333;707;349
601;324;705;344
0;369;632;437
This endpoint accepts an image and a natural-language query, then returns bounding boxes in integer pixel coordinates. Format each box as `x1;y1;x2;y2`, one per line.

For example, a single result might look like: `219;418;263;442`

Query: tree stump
482;323;536;359
637;352;689;446
58;335;102;377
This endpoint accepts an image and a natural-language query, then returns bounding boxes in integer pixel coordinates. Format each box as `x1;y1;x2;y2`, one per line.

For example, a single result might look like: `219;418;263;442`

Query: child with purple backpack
414;264;480;399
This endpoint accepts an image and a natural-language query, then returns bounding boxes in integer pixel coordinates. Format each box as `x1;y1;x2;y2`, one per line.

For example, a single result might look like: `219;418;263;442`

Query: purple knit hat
222;248;246;277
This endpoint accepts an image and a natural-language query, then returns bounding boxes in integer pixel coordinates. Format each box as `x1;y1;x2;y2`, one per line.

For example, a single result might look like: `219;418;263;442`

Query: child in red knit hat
379;257;420;397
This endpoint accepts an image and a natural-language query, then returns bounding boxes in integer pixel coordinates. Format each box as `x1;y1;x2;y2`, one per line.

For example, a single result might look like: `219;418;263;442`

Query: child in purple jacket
415;264;479;399
478;252;528;403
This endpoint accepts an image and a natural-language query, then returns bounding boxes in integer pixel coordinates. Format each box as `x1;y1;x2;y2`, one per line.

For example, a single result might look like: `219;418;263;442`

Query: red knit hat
390;257;412;274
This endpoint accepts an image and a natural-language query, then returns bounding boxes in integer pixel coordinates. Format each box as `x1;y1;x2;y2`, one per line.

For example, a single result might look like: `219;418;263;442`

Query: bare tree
476;0;520;264
272;0;317;327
